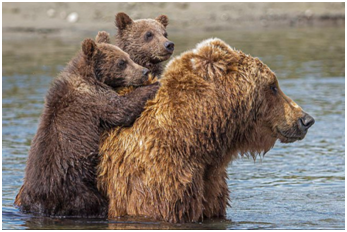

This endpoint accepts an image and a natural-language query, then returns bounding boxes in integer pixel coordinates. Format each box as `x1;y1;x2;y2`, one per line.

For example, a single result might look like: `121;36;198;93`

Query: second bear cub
115;12;174;77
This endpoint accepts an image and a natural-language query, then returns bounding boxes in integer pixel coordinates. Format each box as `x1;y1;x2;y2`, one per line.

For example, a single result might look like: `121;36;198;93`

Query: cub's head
189;38;315;154
82;34;150;88
115;12;174;64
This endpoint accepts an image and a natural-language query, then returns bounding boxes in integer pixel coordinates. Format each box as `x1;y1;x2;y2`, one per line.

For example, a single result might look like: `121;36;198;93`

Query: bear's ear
155;15;169;28
191;38;239;81
82;39;97;59
95;31;111;44
115;12;133;30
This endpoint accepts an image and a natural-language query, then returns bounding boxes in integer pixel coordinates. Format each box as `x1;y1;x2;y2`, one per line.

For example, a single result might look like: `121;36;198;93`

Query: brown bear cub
114;12;174;77
14;34;160;218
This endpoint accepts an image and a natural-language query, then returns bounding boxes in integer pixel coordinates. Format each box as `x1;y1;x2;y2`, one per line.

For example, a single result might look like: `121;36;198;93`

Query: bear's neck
152;76;243;167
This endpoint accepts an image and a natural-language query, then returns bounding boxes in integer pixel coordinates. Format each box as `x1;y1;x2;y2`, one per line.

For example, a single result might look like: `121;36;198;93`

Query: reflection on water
2;27;345;229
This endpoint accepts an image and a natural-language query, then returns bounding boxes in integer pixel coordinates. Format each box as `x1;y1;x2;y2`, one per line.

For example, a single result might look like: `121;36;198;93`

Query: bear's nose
298;113;315;131
164;41;175;53
142;68;150;77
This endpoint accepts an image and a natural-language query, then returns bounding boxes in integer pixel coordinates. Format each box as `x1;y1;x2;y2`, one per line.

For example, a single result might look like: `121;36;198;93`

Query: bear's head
115;12;174;65
82;35;150;88
188;38;315;155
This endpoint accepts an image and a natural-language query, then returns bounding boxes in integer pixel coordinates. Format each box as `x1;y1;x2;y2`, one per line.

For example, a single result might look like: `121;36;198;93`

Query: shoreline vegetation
3;2;344;39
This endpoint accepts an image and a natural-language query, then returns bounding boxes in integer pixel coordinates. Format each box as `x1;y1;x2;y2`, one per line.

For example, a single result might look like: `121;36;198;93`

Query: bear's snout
164;41;175;53
142;68;150;77
277;112;315;143
139;68;149;84
298;113;315;132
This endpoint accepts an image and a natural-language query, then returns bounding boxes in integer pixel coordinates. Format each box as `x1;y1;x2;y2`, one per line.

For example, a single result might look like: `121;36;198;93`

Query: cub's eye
145;31;153;41
117;60;127;69
163;32;168;38
270;84;278;94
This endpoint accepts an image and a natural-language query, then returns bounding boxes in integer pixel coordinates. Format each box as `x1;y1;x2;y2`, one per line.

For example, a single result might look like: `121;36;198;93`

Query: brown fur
14;37;160;218
97;38;314;223
114;12;174;77
95;31;111;44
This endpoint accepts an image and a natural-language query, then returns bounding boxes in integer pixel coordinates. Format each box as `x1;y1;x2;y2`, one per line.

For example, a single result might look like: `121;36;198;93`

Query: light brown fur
114;13;174;77
97;38;314;223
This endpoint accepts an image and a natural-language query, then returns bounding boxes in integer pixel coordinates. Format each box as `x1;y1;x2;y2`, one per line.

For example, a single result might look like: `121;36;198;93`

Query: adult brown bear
97;38;315;223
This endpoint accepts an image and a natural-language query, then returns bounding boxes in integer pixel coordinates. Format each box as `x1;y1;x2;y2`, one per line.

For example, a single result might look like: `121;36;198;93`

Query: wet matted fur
14;38;160;218
97;38;314;223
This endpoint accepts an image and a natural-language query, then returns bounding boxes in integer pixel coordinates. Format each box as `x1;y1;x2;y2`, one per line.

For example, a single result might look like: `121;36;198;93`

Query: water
2;27;345;229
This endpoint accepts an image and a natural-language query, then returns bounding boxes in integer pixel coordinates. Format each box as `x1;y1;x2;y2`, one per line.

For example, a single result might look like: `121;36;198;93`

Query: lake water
2;27;345;229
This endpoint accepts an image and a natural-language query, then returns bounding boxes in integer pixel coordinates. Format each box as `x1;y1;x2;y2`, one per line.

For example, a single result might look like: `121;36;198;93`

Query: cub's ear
95;31;111;44
82;39;97;59
155;15;168;28
115;12;133;30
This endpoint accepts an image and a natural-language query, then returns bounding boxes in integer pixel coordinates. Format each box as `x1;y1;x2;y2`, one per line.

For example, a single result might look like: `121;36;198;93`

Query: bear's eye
145;31;153;41
270;84;278;95
117;60;127;69
163;32;168;38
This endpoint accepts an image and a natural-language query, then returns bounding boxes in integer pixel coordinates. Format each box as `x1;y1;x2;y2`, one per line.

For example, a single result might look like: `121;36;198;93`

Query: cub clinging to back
15;33;159;218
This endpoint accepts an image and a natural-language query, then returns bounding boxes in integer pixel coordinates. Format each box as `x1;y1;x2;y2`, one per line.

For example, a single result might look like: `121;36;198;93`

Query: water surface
2;27;345;229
